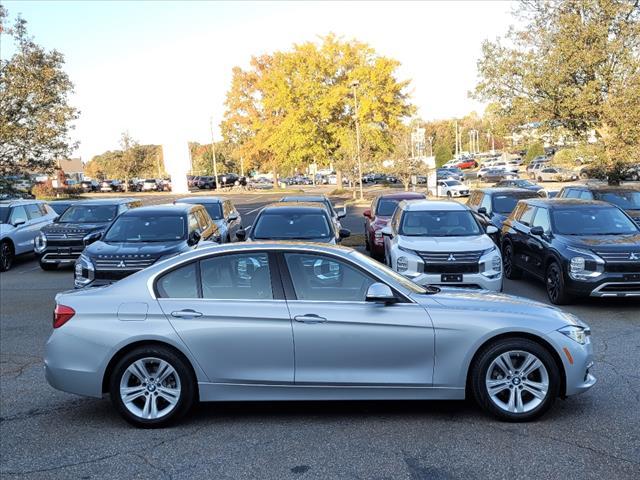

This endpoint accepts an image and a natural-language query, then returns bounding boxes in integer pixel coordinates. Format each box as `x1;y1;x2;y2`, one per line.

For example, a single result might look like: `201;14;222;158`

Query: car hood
398;234;494;252
85;240;186;258
422;288;582;326
557;233;640;249
42;222;109;235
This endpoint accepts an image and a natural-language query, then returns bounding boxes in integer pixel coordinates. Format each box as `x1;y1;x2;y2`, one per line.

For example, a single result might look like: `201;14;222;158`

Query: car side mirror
530;226;544;236
365;283;398;304
381;226;393;237
337;206;346;219
477;207;487;215
235;228;247;241
83;231;102;246
363;208;372;219
12;219;26;227
228;212;239;221
187;230;201;246
486;225;499;235
339;228;351;239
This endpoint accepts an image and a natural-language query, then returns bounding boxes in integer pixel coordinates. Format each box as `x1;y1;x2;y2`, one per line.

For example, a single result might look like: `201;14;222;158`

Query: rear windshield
253;211;331;240
492;194;535;214
551;207;638;235
58;205;118;223
594;191;640;210
104;214;186;242
377;198;400;216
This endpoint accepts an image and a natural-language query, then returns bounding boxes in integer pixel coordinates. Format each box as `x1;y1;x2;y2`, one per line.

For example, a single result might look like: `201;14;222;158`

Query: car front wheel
110;346;196;428
471;338;560;421
0;241;14;272
546;261;572;305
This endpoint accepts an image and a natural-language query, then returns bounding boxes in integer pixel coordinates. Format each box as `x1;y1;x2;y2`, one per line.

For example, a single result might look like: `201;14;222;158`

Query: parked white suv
381;200;503;291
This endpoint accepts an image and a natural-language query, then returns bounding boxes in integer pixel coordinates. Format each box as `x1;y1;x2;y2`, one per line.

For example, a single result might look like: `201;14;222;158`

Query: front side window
400;210;481;237
518;205;536;226
188;213;200;233
200;253;272;299
532;207;551;233
8;206;27;225
480;194;492;212
59;205;118;223
252;211;331;240
551;207;639;235
285;253;375;302
104;215;186;242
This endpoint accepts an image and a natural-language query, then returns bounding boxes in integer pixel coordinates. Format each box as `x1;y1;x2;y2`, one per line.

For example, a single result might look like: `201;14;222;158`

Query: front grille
604;263;640;273
594;251;640;262
94;257;156;269
598;282;640;293
417;250;483;263
94;270;133;281
423;263;479;274
45;231;86;240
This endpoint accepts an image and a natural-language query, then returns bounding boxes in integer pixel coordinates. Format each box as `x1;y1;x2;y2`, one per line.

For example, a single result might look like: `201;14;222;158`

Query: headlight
480;245;502;277
34;232;47;253
74;254;95;287
567;246;604;280
558;325;590;345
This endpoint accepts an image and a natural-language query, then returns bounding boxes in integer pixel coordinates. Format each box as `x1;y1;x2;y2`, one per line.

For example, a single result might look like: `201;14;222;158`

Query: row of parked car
361;184;640;304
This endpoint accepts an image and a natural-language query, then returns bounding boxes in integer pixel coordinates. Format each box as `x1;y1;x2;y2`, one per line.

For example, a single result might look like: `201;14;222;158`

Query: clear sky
2;0;515;161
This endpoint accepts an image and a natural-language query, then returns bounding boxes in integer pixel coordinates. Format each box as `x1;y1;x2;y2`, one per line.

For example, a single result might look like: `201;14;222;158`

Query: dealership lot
1;190;639;479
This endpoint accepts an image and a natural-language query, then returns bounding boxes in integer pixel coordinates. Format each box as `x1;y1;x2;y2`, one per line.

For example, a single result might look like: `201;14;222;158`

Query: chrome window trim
146;244;417;303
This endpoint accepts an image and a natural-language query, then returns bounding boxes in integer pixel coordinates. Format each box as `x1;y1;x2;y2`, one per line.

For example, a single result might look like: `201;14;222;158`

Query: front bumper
564;272;640;298
405;271;503;291
547;330;596;396
448;190;469;197
37;247;84;265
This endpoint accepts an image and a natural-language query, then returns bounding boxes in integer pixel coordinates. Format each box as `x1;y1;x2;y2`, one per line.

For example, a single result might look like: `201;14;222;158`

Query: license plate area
441;274;463;283
623;273;640;281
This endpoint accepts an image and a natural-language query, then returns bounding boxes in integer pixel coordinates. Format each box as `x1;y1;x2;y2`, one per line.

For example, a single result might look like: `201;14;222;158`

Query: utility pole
209;117;219;189
455;121;459;158
428;136;434;157
351;80;363;201
240;157;245;177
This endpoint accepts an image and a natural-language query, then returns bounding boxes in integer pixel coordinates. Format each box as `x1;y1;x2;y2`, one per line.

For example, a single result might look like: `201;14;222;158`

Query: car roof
519;198;614;208
399;199;468;212
63;198;135;206
261;202;329;213
562;185;639;192
476;188;539;196
279;195;328;202
0;199;44;206
125;203;199;215
377;192;426;200
176;196;223;205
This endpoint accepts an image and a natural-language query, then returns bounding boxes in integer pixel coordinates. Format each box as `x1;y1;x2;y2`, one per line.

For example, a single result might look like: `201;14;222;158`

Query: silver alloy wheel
485;350;549;414
119;357;181;420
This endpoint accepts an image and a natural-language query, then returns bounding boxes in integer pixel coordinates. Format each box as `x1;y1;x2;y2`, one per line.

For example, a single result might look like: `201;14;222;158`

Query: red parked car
363;192;426;259
457;158;479;169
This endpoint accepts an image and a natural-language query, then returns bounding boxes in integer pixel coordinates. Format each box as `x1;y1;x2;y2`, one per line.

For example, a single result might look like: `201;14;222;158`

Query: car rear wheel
502;243;522;279
110;346;196;428
471;338;559;421
446;191;452;198
537;176;543;182
0;241;14;272
546;261;572;305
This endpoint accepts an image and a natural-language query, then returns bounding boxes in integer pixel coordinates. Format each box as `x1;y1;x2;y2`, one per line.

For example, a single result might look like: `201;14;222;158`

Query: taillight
53;304;75;328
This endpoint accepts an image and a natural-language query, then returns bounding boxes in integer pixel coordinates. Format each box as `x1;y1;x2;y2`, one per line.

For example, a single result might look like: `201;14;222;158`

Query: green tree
0;7;79;177
473;0;640;183
434;144;453;166
524;142;545;163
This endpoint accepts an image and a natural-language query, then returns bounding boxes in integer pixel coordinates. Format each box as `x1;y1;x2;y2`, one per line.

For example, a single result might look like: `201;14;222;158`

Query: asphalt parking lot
1;190;639;479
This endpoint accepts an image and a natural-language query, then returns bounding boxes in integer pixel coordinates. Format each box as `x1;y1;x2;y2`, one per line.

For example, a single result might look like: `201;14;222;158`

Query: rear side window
157;263;198;298
200;253;272;300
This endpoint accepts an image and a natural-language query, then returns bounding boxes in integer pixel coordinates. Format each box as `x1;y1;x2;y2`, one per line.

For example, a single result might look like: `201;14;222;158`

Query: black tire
502;243;523;280
109;345;196;428
545;261;572;305
364;235;371;251
39;261;57;271
447;191;452;198
579;172;589;180
471;337;560;422
0;241;14;272
537;176;543;182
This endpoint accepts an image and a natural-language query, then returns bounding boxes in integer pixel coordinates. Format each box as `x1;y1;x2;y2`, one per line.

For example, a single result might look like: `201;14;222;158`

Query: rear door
157;251;294;384
281;251;434;386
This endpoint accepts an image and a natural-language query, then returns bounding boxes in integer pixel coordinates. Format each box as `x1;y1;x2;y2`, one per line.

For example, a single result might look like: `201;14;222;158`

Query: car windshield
103;215;186;242
400;210;482;236
377;198;401;216
253;211;332;240
444;180;461;186
595;191;640;209
58;205;118;223
514;180;534;187
551;207;639;235
0;206;9;223
492;194;533;214
49;203;72;215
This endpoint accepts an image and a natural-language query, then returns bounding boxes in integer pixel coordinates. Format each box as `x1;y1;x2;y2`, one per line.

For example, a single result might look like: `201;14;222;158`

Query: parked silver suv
0;199;57;271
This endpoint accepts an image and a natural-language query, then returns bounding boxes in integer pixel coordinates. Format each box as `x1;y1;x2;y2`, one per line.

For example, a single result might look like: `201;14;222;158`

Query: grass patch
341;233;365;247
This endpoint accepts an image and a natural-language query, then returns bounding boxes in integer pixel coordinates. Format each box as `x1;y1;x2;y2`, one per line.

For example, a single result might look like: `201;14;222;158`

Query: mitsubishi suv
381;200;502;291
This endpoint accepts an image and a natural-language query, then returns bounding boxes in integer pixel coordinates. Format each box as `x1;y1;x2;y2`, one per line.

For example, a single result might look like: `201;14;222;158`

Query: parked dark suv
501;198;640;304
557;185;640;226
467;188;541;239
75;204;220;288
35;198;140;270
174;197;242;242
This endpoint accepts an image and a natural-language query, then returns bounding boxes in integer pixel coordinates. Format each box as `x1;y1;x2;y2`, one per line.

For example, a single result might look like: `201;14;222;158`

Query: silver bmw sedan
45;242;596;427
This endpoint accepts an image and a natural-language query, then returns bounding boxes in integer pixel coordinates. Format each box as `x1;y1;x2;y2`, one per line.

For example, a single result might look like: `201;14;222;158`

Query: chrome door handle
294;314;327;324
171;309;203;318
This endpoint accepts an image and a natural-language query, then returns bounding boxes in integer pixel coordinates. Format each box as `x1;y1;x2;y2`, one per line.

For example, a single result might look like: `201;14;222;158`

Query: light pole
209;117;219;189
351;80;363;201
428;135;434;157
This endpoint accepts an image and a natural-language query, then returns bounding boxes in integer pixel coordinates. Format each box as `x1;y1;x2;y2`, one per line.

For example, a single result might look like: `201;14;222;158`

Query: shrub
524;142;545;163
31;182;55;199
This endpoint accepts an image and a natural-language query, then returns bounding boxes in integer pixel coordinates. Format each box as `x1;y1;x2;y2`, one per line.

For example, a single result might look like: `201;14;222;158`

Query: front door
157;251;294;384
281;252;434;386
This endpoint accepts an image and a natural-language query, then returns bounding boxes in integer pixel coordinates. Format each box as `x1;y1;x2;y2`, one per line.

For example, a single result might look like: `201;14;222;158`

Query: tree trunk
404;180;410;191
336;170;343;189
